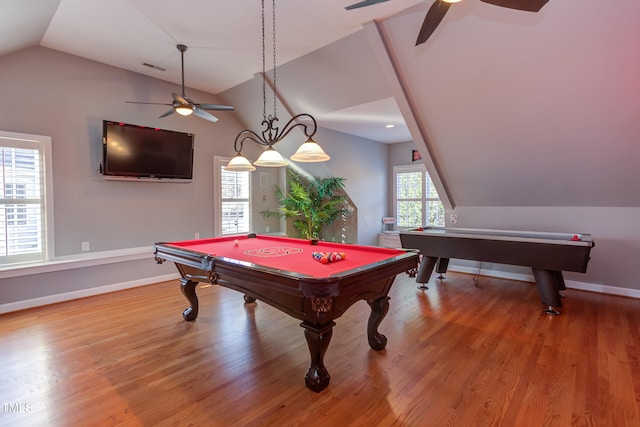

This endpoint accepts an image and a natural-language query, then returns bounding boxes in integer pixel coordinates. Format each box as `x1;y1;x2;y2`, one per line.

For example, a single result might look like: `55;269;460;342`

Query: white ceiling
39;0;421;94
2;0;422;143
3;0;640;207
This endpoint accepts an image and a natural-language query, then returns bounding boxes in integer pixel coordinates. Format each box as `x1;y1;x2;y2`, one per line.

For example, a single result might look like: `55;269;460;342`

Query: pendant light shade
254;146;288;167
290;137;331;162
225;153;256;172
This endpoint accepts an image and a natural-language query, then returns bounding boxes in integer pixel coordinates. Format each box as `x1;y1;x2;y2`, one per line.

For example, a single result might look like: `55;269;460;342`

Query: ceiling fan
416;0;549;46
126;44;234;123
344;0;549;46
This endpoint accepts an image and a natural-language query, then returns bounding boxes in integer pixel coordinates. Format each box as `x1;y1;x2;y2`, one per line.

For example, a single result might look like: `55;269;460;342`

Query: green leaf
260;170;348;240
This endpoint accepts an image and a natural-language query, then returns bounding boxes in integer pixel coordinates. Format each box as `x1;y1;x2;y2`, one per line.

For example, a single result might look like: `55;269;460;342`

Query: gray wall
388;141;422;208
389;142;640;293
237;124;389;246
0;46;389;309
221;70;391;246
305;127;388;246
0;46;245;307
2;40;637;311
450;206;639;291
0;46;244;255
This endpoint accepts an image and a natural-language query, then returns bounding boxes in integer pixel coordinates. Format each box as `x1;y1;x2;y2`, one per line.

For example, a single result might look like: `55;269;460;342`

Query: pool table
154;233;418;392
399;227;595;314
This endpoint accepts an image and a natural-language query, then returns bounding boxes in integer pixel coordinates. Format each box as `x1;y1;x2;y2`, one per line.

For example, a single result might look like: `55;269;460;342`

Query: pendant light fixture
225;0;330;172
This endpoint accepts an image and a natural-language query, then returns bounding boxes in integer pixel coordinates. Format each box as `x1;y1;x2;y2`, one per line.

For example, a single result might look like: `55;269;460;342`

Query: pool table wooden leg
179;278;199;321
367;296;390;350
301;321;335;393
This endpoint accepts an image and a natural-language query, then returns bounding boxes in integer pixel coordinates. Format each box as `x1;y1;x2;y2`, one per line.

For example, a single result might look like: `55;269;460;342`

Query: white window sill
0;247;154;279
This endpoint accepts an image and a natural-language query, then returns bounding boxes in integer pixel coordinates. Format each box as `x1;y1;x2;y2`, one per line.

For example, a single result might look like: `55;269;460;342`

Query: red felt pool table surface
166;234;406;278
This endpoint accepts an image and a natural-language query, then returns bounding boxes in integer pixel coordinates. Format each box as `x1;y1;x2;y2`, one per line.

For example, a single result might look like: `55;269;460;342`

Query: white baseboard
564;280;640;299
449;265;534;283
0;273;180;315
3;265;638;316
448;265;640;299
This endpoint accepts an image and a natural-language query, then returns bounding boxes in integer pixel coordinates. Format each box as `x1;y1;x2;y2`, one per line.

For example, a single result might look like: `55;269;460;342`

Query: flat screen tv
101;120;194;181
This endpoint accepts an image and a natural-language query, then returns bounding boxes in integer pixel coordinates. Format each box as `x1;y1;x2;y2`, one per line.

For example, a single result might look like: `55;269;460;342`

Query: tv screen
102;121;194;181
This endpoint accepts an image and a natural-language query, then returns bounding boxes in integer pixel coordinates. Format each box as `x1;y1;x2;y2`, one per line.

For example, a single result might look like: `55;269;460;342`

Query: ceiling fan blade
159;109;175;118
192;108;219;123
172;92;189;105
479;0;549;12
198;103;235;111
125;101;171;106
345;0;390;10
416;0;452;46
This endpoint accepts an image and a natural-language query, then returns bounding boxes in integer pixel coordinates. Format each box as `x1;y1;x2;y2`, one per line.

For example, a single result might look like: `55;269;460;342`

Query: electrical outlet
265;226;270;233
450;214;458;224
81;241;90;251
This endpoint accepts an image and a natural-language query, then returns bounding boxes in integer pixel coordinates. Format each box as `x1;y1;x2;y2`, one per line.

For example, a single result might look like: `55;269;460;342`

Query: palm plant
261;170;348;240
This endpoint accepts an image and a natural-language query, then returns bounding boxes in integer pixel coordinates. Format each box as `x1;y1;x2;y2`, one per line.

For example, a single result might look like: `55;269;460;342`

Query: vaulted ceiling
2;0;639;208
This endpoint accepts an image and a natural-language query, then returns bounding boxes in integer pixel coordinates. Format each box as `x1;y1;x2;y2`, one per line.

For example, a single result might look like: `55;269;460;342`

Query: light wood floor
1;272;639;426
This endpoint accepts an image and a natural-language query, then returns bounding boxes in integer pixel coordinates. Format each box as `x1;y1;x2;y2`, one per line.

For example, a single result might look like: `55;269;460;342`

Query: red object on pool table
154;233;418;392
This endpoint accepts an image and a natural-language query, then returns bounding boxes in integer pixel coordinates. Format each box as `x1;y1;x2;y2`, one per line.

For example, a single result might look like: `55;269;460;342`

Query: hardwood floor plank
1;272;639;426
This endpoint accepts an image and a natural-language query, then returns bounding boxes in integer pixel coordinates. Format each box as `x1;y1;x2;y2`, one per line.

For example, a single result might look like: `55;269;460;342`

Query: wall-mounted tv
101;120;194;181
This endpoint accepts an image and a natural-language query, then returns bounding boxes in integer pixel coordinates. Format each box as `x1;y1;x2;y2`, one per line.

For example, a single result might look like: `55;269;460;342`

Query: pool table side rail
399;231;594;273
154;242;419;283
403;227;594;247
167;234;414;254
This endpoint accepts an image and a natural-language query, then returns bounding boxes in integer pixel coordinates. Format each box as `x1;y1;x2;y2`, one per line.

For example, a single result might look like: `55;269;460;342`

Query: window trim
393;164;444;229
213;156;252;236
0;130;54;265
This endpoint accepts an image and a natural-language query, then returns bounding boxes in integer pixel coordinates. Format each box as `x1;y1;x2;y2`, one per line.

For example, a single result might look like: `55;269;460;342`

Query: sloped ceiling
379;0;640;207
1;0;639;208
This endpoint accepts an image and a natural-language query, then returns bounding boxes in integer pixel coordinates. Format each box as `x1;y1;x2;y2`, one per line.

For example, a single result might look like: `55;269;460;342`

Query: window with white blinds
393;164;445;228
218;160;251;235
0;132;52;265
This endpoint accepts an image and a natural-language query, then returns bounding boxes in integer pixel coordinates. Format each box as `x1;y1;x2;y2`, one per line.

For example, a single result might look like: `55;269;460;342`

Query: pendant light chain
261;0;267;121
226;0;329;172
272;0;277;120
261;0;278;121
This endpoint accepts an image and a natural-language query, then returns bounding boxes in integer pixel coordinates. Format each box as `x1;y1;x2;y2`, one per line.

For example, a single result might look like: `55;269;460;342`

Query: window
214;157;251;235
393;164;445;228
0;131;53;265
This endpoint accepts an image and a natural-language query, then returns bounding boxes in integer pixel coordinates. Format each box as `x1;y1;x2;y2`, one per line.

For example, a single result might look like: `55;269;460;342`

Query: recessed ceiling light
386;124;395;128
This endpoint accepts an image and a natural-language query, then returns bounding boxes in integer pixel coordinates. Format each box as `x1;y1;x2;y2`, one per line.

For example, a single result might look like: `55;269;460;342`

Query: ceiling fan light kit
174;105;193;116
225;0;329;172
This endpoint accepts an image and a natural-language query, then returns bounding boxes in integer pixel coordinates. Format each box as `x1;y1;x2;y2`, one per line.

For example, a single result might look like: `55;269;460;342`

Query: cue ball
233;239;239;246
